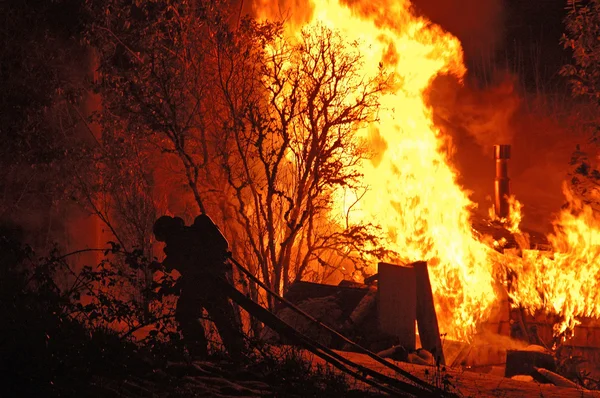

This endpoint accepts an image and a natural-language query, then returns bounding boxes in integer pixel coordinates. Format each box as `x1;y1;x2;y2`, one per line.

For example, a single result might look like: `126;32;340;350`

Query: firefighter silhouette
153;214;244;359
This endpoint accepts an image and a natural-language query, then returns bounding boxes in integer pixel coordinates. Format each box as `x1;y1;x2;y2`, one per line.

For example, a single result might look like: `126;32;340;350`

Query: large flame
256;0;600;342
256;0;497;341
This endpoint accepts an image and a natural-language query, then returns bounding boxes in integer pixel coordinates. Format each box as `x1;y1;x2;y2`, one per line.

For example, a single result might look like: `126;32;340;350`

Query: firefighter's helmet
153;215;185;242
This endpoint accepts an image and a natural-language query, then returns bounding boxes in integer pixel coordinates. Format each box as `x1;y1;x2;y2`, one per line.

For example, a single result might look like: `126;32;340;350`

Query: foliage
66;131;161;319
567;144;600;211
561;0;600;104
561;1;600;208
0;227;156;396
83;0;244;215
244;343;372;397
0;219;208;392
0;225;369;396
62;247;169;338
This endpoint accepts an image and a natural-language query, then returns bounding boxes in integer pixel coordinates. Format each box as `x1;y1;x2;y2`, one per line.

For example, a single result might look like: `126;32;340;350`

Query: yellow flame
506;196;523;234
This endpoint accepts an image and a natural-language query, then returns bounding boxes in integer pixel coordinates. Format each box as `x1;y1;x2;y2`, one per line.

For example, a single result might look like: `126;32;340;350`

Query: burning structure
77;0;600;371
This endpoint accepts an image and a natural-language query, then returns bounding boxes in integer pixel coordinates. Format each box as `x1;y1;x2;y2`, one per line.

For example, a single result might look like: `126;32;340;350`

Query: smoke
410;0;505;61
460;331;531;367
424;72;519;218
425;70;597;234
426;73;521;150
413;0;590;235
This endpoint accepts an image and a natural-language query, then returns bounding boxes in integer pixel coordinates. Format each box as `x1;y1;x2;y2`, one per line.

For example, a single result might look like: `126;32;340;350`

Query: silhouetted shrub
0;227;155;396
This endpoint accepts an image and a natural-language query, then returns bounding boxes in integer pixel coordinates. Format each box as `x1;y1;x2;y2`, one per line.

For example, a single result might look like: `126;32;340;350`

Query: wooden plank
377;262;416;351
413;261;445;365
345;286;377;328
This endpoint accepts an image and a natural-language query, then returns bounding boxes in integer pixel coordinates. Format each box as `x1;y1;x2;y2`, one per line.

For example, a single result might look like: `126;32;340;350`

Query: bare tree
84;0;278;324
218;24;390;306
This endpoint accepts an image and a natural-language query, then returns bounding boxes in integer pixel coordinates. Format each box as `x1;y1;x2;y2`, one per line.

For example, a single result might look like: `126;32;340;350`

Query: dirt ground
333;350;600;397
83;348;600;397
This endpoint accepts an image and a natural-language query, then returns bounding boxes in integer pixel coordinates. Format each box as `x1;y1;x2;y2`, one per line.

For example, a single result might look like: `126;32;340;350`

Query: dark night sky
411;0;569;88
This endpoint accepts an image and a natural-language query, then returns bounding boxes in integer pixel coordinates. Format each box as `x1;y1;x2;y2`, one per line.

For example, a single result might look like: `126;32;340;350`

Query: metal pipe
494;144;511;219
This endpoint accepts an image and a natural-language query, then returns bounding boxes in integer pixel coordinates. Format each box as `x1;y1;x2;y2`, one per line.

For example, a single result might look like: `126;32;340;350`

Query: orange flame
503;185;600;336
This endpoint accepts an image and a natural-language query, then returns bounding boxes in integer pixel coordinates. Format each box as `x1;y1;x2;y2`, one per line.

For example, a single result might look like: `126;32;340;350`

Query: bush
0;227;158;396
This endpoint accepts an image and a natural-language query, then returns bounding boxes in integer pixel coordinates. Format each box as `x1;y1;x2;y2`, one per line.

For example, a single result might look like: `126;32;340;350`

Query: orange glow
256;0;600;341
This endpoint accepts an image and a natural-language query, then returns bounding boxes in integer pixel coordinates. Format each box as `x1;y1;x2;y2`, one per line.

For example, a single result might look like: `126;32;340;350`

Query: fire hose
217;278;406;396
225;254;456;397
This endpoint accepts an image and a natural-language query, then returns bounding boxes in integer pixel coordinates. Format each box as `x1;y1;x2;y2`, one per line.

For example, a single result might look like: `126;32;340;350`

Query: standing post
494;144;511;219
377;262;416;351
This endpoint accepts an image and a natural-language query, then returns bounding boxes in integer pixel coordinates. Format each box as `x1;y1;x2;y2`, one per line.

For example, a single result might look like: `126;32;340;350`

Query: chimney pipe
494;144;511;219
